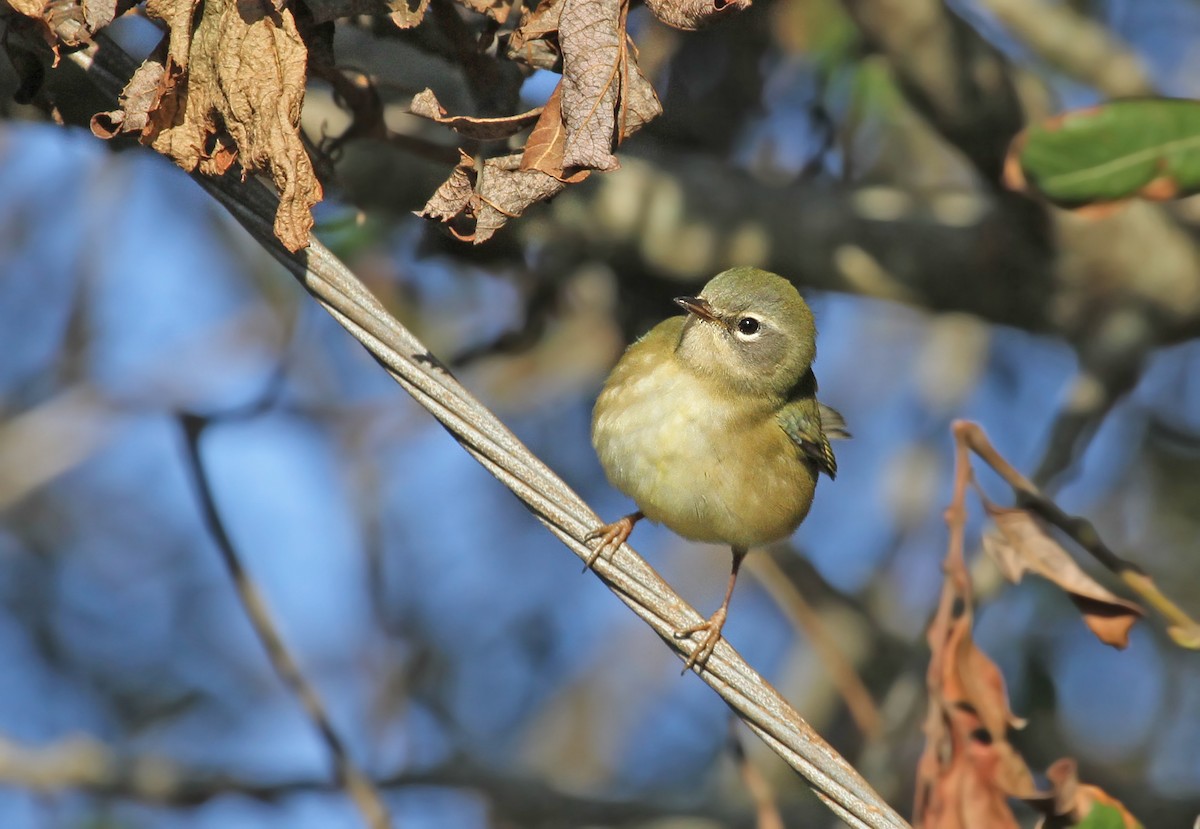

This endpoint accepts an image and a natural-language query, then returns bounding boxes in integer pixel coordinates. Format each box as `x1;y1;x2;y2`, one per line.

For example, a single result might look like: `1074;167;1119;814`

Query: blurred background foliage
3;0;1200;826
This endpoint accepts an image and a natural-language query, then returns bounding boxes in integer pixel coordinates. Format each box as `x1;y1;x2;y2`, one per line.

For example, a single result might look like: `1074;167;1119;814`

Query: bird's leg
675;546;748;674
583;510;644;570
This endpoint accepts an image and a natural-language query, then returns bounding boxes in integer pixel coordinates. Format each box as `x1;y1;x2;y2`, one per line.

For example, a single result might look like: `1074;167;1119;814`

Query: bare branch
953;420;1200;648
177;414;394;829
749;555;882;741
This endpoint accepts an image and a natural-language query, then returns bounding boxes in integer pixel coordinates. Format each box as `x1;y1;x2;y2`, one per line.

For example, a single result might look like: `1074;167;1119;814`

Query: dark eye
737;317;760;336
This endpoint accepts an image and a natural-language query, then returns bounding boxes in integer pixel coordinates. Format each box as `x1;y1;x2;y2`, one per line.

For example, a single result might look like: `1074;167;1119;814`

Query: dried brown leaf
90;57;167;139
558;0;622;170
456;0;513;24
519;83;589;182
618;42;662;138
81;0;121;32
387;0;430;29
409;88;543;140
6;0;91;62
146;0;198;68
42;0;89;46
474;153;565;241
915;538;1041;829
137;0;321;251
420;152;565;243
421;150;477;221
7;0;47;17
507;0;564;69
642;0;752;31
983;505;1144;649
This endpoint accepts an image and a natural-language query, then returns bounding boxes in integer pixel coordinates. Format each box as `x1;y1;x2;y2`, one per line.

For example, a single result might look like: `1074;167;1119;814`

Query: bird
589;266;847;672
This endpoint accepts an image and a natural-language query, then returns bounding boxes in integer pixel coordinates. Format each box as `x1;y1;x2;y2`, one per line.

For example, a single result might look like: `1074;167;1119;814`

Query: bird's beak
674;296;719;323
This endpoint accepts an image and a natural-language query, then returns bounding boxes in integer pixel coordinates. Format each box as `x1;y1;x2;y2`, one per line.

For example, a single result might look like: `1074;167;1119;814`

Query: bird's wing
777;400;848;480
819;402;851;441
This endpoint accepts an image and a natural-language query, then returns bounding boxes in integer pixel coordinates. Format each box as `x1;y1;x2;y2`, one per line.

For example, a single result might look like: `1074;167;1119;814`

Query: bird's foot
583;511;642;571
674;606;728;674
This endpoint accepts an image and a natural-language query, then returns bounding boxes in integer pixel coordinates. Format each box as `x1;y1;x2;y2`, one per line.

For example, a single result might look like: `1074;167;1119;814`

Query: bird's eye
737;317;760;336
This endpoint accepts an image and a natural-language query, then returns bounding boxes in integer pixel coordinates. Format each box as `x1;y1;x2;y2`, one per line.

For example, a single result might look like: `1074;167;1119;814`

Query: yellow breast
592;324;818;549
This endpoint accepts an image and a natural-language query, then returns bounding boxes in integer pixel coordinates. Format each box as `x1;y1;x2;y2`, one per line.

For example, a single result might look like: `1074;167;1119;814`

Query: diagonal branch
953;420;1200;648
177;414;394;829
70;32;911;829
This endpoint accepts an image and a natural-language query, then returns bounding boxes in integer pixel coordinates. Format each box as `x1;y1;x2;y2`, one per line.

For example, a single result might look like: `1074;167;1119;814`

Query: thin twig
953;419;1200;648
748;555;882;740
1031;365;1141;488
68;35;910;829
177;414;393;829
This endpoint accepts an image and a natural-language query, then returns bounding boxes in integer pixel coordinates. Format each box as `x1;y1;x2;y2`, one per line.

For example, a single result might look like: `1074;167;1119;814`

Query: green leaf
1073;802;1139;829
1005;98;1200;209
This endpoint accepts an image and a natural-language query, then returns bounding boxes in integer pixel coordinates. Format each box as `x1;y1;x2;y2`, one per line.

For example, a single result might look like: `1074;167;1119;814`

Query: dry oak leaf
982;504;1144;649
140;0;321;252
558;0;661;171
409;88;544;141
642;0;751;30
914;548;1040;829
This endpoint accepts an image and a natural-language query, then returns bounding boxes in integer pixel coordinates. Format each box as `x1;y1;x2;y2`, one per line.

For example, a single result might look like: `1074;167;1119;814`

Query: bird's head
674;267;817;398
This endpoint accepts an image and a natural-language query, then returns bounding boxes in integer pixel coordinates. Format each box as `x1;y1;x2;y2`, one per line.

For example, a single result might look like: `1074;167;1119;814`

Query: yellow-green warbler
589;267;847;671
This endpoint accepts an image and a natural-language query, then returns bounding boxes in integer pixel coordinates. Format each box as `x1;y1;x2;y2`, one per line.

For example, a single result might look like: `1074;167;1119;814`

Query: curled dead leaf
91;56;167;139
982;504;1144;649
507;0;564;69
916;514;1040;829
387;0;430;29
421;150;478;222
409;88;543;141
420;152;566;243
557;0;662;170
519;83;588;182
558;0;623;170
128;0;323;251
642;0;752;31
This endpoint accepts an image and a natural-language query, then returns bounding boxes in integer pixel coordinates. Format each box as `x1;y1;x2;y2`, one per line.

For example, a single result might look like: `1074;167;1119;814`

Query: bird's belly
593;369;817;549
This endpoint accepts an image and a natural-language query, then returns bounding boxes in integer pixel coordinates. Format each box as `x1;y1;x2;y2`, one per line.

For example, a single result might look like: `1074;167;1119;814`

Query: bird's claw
674;606;728;674
583;512;642;572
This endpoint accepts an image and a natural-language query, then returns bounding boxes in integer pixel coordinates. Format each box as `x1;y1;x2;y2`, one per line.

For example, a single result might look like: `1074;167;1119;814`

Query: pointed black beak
674;295;719;323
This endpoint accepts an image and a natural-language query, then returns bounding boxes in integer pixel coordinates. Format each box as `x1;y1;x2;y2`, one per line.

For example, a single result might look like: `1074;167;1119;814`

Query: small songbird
589;267;847;672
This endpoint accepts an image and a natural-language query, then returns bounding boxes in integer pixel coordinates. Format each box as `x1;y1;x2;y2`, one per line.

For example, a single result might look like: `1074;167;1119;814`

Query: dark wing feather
777;400;849;480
